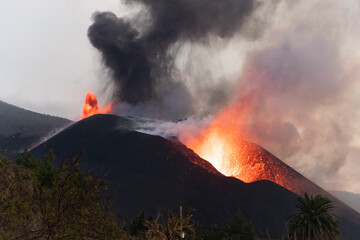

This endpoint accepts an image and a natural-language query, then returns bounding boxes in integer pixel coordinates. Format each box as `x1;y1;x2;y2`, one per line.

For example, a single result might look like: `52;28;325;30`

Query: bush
195;212;256;240
1;150;128;240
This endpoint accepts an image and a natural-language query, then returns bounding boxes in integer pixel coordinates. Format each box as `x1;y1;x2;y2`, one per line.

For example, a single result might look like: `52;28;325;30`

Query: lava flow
186;105;258;181
186;104;303;195
81;92;112;119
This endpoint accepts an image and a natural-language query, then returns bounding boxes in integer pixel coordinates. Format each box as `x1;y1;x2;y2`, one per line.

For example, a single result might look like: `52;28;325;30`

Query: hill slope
331;191;360;214
0;100;71;156
31;114;360;238
221;141;360;227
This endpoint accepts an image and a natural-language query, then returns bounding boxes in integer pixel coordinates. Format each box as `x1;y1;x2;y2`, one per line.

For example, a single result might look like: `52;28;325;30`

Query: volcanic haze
87;0;360;194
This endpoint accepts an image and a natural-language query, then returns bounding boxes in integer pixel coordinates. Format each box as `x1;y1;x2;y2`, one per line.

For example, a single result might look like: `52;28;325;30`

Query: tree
195;212;256;240
287;192;340;240
220;212;256;240
16;148;58;187
1;150;128;240
124;211;147;238
144;210;194;240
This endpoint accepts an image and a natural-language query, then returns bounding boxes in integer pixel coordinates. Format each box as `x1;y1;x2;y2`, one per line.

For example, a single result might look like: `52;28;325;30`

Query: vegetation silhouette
287;192;340;240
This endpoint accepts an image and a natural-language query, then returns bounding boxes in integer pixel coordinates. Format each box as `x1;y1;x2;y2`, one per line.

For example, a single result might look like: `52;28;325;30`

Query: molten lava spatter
186;104;303;195
81;92;112;119
186;106;252;179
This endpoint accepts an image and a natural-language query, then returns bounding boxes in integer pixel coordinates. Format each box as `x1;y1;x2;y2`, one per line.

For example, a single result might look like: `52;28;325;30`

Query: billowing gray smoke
88;0;360;194
230;0;360;193
88;0;256;119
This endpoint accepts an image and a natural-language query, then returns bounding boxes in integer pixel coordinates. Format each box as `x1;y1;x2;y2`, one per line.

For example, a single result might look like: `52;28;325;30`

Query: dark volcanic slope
31;114;360;237
227;141;360;237
32;114;297;236
227;141;360;223
0;100;71;157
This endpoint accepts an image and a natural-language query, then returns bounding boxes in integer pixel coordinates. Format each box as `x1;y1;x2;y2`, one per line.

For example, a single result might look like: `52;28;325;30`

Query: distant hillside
0;100;71;137
0;100;71;157
330;191;360;214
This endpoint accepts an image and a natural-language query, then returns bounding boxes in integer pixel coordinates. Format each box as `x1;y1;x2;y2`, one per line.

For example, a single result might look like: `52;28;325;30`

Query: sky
0;0;125;119
1;0;360;194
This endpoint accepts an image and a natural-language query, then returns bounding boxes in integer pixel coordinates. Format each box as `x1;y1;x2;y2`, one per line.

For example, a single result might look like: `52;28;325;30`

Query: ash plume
88;0;257;119
88;0;360;194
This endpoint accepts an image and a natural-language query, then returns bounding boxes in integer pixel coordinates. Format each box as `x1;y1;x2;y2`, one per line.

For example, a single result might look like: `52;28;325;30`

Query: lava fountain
186;103;258;182
186;101;304;194
81;92;112;119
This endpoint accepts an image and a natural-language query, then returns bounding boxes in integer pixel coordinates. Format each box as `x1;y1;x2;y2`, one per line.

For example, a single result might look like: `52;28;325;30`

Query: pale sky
0;0;127;120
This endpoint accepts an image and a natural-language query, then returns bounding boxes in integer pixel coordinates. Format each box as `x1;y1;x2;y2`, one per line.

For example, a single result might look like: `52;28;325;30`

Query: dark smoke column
88;0;256;109
88;13;152;103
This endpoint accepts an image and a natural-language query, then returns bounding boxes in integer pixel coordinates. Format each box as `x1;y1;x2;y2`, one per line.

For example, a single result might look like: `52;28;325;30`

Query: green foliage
287;192;340;240
17;148;58;187
221;213;256;240
195;212;256;240
125;212;147;237
0;154;37;240
0;151;129;240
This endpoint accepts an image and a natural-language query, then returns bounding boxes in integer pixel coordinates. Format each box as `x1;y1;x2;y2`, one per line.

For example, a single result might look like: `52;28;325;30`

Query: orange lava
185;99;306;195
81;92;112;119
186;105;258;182
185;101;304;195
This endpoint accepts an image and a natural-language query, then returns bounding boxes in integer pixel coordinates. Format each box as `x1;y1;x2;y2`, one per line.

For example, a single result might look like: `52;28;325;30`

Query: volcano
30;114;360;237
204;140;360;226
